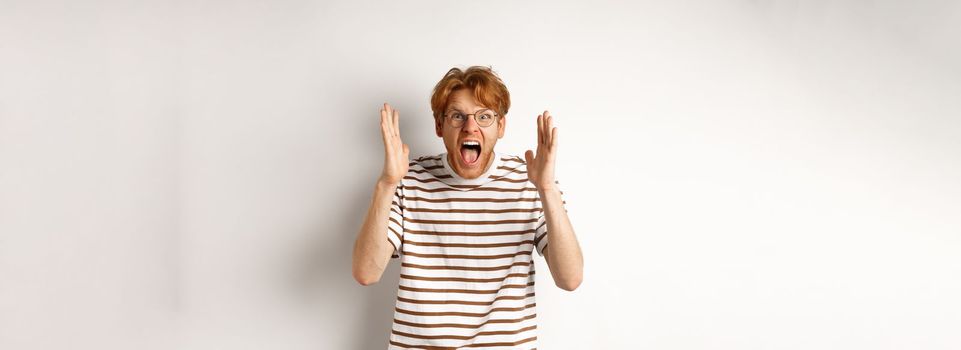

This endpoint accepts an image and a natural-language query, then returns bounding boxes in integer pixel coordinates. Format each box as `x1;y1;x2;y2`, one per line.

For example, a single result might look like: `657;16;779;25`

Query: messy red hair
430;66;511;124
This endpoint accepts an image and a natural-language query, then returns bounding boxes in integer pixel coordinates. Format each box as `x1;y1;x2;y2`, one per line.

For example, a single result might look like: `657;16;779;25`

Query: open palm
379;102;410;185
524;111;558;191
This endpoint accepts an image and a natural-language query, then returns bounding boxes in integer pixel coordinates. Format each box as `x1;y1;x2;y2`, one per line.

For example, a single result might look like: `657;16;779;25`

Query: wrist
536;183;559;195
376;177;399;191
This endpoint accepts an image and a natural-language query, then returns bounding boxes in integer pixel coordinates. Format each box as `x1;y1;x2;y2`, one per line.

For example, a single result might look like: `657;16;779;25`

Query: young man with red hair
352;66;584;349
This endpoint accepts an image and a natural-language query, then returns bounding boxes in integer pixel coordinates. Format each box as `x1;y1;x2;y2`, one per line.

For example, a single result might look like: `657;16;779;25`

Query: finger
544;111;552;146
541;110;548;145
525;150;534;165
551;127;558;150
385;103;393;131
380;108;392;149
536;114;543;145
393;109;400;137
382;104;394;137
380;107;389;134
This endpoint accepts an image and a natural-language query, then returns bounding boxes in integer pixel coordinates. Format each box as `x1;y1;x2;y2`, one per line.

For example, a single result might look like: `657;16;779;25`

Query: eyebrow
446;107;489;113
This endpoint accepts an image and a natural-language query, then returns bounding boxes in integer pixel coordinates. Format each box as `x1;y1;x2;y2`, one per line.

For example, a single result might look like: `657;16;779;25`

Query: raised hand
379;102;410;186
524;110;558;191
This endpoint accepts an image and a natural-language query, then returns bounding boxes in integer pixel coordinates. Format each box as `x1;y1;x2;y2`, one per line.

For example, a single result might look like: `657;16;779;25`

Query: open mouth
460;140;482;166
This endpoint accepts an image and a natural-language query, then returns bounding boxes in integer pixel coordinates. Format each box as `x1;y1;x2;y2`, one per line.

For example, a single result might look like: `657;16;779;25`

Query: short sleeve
386;185;405;259
534;181;566;257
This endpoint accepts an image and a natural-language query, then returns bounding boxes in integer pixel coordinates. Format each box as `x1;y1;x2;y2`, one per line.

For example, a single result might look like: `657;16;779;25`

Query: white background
1;1;959;349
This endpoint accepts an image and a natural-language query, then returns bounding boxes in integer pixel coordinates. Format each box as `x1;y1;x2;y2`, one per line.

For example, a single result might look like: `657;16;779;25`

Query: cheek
484;132;498;150
443;134;457;148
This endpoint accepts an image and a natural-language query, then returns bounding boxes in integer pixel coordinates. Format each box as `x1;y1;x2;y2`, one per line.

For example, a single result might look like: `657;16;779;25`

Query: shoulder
497;153;527;172
405;154;446;184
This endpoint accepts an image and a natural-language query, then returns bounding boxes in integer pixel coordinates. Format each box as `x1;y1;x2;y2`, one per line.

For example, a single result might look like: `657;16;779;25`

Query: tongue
461;148;479;164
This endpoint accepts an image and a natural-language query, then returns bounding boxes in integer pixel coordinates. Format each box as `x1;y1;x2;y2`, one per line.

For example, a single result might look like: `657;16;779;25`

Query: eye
450;113;466;121
478;111;495;121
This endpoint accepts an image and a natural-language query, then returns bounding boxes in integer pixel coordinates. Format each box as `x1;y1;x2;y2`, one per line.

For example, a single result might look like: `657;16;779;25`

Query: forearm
351;180;397;285
539;186;583;291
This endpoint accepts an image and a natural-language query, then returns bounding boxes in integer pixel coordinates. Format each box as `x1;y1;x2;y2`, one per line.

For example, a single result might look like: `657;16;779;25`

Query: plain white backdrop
1;0;959;349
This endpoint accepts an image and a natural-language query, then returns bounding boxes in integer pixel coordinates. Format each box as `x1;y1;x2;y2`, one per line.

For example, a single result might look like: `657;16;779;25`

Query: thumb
524;150;534;164
403;144;410;157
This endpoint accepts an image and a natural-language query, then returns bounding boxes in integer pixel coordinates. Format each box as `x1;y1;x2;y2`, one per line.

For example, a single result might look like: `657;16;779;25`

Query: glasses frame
443;108;500;128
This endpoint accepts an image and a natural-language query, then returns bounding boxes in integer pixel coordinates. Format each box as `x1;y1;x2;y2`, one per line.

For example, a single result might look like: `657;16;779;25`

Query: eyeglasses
444;108;499;128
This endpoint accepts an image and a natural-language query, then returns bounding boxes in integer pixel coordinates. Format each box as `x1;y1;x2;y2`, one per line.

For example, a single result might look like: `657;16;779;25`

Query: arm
539;185;583;291
351;180;400;285
351;103;409;286
525;110;584;291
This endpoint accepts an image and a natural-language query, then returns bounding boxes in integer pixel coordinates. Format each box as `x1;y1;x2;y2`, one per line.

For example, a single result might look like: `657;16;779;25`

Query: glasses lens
446;110;496;127
447;112;465;127
477;110;496;127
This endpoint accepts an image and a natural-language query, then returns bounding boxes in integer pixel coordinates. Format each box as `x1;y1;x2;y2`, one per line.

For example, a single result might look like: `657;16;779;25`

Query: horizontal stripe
388;226;403;242
410;156;521;164
386;236;398;250
402;261;531;271
485;175;529;183
405;207;542;214
533;225;547;246
389;335;536;349
404;176;529;186
389;217;403;227
534;233;546;246
391;325;536;341
409;168;439;174
402;196;538;203
397;292;536;306
405;228;536;237
412;156;441;162
404;217;539;225
403;250;532;260
409;161;440;167
400;272;532;283
403;176;453;185
398;282;535;295
393;312;536;329
396;302;536;316
404;239;534;248
405;185;537;193
463;336;537;348
496;166;527;174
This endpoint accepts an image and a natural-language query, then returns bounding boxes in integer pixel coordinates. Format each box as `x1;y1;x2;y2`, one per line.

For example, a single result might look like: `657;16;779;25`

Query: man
352;66;584;349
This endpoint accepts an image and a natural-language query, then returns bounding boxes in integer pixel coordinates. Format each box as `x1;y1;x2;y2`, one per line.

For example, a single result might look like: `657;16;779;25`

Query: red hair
430;66;511;124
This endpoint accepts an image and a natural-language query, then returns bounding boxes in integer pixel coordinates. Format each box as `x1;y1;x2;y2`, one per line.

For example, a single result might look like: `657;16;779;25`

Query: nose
461;115;481;133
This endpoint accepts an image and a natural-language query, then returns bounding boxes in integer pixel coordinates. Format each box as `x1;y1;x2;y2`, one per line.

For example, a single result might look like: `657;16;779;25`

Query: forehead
446;89;486;110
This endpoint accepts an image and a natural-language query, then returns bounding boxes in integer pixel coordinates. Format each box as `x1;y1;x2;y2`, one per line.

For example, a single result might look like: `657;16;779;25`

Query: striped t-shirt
385;152;564;349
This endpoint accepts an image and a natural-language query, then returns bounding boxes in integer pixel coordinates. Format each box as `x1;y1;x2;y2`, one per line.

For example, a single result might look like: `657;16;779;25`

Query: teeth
462;141;480;146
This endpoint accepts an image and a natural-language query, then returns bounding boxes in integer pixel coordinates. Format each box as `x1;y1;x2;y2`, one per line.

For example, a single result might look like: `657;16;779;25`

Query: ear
435;117;443;137
497;114;506;139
